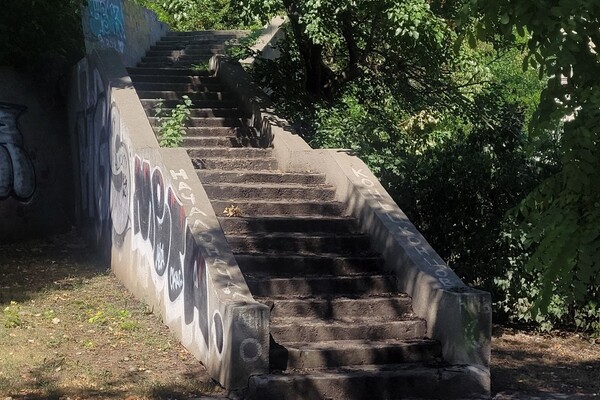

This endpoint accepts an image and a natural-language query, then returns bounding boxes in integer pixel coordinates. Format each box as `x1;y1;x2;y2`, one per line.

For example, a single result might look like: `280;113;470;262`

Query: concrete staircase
128;30;488;400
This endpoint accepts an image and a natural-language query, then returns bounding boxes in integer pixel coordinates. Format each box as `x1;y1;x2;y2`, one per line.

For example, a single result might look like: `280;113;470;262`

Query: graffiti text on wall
87;0;126;53
0;102;35;201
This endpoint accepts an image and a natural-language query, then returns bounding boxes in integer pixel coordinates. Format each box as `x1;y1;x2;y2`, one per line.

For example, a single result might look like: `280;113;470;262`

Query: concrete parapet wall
67;48;269;389
81;0;169;67
212;55;491;378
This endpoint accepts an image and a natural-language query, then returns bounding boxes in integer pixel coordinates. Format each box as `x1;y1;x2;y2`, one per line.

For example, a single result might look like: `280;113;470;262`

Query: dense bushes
247;26;600;333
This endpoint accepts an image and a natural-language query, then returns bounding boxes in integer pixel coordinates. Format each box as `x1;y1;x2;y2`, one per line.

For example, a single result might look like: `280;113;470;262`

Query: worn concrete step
150;42;229;50
270;339;442;370
136;90;234;101
226;232;369;253
192;157;278;171
141;99;240;109
133;82;224;92
127;67;211;76
183;136;259;147
246;275;397;297
128;74;219;84
166;30;248;37
247;363;490;400
145;49;224;57
269;318;427;342
149;107;246;118
141;54;222;64
149;116;246;128
217;215;356;234
198;171;325;185
257;296;414;320
138;61;213;68
211;200;345;217
234;253;382;275
203;183;335;202
188;147;272;159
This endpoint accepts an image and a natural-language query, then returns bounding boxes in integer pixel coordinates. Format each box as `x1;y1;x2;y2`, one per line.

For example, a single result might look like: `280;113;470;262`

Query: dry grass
0;230;224;399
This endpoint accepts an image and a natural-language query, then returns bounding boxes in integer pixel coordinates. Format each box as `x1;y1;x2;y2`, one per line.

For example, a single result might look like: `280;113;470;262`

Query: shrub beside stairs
127;30;491;400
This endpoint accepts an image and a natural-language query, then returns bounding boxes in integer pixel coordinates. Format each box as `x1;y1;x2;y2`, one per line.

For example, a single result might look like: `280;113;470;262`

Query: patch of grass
3;301;22;328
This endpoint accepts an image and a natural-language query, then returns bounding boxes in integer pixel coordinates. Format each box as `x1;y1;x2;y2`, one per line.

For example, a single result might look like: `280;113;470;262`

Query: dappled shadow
0;228;108;305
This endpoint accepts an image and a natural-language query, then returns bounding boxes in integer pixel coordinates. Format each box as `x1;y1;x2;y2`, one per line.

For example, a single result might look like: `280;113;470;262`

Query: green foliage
134;0;258;31
3;302;22;328
463;0;600;328
154;95;192;147
225;26;264;60
0;0;84;89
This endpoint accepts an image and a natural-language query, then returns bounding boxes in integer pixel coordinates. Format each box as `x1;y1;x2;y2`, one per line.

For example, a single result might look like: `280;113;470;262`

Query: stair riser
145;49;224;57
141;54;222;63
188;148;270;159
129;75;220;84
203;186;335;202
247;276;397;297
211;201;345;217
226;235;369;253
270;342;442;370
235;255;381;276
218;217;353;233
136;91;234;101
263;298;413;320
183;137;258;147
141;100;240;109
270;321;426;342
138;61;213;68
134;82;224;92
149;117;246;128
199;172;326;185
193;158;278;171
127;67;211;76
247;365;490;400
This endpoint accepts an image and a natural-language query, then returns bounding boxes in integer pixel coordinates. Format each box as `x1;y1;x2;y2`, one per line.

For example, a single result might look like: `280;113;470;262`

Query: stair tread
234;251;379;258
203;182;333;190
270;317;424;327
276;338;439;351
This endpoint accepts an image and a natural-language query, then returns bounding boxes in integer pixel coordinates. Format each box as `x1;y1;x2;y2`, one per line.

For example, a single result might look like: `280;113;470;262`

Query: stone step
198;171;325;185
133;82;224;92
257;296;414;320
187;147;272;159
192;157;278;171
211;199;346;217
145;49;224;57
138;61;213;68
183;136;259;147
225;232;369;253
217;215;356;234
149;116;246;128
234;253;382;276
135;90;234;101
247;363;490;400
127;67;211;76
246;275;397;297
150;42;229;50
145;107;246;118
270;339;442;370
165;30;248;37
128;75;220;84
141;54;222;64
203;183;335;202
269;318;427;342
140;99;240;109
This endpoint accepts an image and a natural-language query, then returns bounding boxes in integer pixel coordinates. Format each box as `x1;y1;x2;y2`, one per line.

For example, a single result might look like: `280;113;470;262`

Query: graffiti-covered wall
67;48;269;389
0;67;72;242
81;0;168;67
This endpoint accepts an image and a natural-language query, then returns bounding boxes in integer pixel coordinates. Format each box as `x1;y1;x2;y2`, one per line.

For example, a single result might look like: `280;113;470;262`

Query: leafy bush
154;95;192;147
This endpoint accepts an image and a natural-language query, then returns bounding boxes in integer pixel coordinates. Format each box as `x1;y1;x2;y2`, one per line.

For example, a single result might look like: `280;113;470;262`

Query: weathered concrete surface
67;48;269;389
240;16;287;65
81;0;168;67
211;55;491;391
0;67;72;242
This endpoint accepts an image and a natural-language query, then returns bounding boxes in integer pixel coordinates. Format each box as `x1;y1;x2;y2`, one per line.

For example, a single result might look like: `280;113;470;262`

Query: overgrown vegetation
236;0;599;334
154;95;193;147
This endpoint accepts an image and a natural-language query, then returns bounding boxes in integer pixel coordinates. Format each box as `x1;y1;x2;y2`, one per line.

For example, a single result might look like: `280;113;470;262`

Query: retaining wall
211;55;492;384
67;48;269;389
0;67;73;242
81;0;168;67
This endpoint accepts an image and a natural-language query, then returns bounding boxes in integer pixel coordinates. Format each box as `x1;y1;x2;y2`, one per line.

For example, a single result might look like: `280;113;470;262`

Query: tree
465;0;600;326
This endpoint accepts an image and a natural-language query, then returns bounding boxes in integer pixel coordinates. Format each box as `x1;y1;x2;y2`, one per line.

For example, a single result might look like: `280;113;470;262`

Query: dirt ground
1;230;599;399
